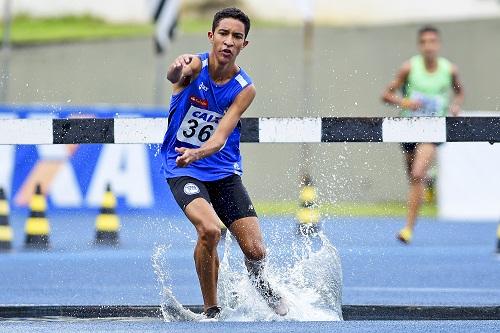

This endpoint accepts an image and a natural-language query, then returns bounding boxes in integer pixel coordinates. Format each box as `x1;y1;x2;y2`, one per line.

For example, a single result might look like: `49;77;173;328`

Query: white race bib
411;91;444;117
176;106;222;147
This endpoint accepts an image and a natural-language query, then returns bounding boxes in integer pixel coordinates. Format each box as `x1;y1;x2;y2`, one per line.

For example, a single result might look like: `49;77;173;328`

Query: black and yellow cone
423;176;435;204
95;184;120;246
296;175;321;235
0;188;13;251
423;167;437;204
24;184;50;249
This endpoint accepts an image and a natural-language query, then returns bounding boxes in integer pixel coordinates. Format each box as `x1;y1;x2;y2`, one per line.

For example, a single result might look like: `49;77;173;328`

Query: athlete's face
418;31;440;60
208;18;248;65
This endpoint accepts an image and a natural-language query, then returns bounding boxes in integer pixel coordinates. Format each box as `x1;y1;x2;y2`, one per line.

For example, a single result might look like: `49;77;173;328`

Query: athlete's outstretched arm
449;64;464;117
382;61;421;110
167;54;202;94
175;85;256;167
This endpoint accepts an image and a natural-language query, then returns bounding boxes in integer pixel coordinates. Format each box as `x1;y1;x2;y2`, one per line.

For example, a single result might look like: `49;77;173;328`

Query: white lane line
345;287;500;293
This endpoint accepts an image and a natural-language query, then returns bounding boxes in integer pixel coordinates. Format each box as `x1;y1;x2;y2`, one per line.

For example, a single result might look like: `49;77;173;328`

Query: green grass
178;18;212;34
0;15;154;45
0;16;293;45
254;201;437;217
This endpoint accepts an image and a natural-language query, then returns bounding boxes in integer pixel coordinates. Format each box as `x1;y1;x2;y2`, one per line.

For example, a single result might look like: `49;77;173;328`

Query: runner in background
382;25;464;244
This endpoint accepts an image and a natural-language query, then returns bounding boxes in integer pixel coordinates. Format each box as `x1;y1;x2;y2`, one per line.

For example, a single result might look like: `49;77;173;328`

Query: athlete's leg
405;143;436;231
168;177;223;312
397;146;416;243
229;217;268;281
229;216;266;261
404;150;415;176
184;198;222;311
229;217;287;315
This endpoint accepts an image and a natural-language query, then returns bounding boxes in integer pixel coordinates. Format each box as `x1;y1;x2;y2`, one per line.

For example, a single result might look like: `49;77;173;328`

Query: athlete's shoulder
435;57;453;78
438;56;451;64
234;67;253;89
398;60;412;77
197;52;209;68
438;56;452;69
409;55;422;66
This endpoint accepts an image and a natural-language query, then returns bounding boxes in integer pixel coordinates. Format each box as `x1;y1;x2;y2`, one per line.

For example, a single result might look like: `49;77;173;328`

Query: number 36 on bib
176;106;222;147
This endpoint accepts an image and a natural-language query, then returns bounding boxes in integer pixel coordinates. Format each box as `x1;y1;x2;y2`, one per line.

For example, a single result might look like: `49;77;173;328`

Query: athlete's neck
208;52;239;85
423;56;438;72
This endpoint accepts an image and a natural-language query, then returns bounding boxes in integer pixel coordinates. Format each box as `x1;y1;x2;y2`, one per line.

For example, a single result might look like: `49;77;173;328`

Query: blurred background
0;0;500;317
0;0;499;220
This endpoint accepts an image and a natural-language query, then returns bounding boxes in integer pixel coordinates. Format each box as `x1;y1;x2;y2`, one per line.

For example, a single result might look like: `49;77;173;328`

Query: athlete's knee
410;169;426;183
244;243;266;262
197;225;221;247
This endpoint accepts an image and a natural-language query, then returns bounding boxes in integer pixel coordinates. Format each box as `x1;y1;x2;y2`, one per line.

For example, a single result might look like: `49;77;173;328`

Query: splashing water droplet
152;244;202;322
153;227;343;322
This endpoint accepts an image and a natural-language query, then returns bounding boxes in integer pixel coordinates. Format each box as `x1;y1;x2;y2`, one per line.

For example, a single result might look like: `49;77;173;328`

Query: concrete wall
247;0;500;24
0;0;152;23
1;0;500;24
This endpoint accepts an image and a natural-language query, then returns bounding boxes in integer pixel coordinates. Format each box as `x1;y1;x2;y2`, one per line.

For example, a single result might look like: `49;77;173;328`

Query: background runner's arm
167;54;202;94
382;62;420;110
175;84;256;167
449;64;464;116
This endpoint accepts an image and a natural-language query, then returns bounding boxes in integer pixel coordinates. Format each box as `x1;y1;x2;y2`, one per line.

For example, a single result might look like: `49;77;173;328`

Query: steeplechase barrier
0;116;499;145
1;108;499;320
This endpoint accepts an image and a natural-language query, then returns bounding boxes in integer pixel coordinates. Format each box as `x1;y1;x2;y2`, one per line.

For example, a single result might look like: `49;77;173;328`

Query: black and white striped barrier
0;117;499;144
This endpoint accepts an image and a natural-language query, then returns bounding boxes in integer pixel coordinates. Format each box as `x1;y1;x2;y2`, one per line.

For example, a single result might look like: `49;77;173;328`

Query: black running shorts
167;174;257;228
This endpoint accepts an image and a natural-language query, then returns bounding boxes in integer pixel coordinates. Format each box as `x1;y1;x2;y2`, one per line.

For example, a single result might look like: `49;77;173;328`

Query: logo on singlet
183;183;200;195
190;96;208;108
199;82;208;91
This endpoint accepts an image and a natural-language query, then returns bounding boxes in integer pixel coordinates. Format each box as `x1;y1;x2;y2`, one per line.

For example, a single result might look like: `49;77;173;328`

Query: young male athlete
160;7;288;319
382;26;464;244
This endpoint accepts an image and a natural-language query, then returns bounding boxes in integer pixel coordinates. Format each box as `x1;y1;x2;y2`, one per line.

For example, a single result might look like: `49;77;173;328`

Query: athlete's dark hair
418;25;440;38
212;7;251;38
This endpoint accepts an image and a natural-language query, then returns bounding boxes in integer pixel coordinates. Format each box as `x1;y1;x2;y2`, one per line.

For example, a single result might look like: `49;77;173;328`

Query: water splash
153;228;343;322
151;244;201;322
218;231;342;321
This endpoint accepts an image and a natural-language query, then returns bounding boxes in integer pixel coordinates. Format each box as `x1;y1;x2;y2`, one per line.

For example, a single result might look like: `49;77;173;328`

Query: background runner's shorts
167;174;257;228
400;142;442;153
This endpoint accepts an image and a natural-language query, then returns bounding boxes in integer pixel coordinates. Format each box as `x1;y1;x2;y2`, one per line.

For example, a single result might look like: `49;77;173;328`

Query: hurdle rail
0;304;499;320
0;117;499;144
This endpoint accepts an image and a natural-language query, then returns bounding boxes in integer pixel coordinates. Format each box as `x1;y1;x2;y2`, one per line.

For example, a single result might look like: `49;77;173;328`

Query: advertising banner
0;105;178;212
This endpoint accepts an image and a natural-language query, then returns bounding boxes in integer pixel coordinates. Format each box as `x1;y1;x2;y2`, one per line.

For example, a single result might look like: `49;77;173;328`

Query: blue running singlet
160;52;253;181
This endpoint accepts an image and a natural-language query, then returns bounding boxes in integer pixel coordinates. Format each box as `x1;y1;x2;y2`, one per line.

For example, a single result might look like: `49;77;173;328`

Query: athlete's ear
242;40;249;48
208;31;214;44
